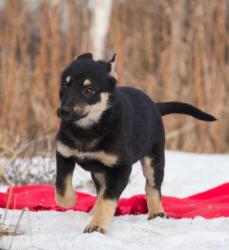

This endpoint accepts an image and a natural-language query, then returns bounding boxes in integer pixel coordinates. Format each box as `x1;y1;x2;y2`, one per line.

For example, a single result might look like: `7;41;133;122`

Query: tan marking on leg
145;185;164;218
90;173;106;215
142;156;164;218
89;188;104;215
84;193;117;234
94;173;106;187
142;156;155;187
55;175;76;208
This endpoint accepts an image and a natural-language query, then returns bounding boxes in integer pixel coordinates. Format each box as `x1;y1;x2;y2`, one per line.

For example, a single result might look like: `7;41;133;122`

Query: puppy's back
115;87;164;161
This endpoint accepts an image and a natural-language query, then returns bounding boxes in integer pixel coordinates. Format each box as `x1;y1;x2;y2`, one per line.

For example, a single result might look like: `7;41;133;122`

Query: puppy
55;53;216;234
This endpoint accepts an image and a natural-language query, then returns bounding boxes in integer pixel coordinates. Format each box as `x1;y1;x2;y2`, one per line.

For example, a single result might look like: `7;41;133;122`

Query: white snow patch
0;210;228;250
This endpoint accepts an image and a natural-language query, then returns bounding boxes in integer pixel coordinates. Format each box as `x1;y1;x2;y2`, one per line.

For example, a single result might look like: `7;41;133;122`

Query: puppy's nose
59;106;72;116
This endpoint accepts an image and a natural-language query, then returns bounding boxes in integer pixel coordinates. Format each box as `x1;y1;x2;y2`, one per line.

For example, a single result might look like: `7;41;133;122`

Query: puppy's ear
107;53;117;78
106;54;117;90
76;53;93;60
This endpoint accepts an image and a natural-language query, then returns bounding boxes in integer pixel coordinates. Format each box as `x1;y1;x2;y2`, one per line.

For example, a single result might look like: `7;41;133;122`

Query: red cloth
0;183;229;219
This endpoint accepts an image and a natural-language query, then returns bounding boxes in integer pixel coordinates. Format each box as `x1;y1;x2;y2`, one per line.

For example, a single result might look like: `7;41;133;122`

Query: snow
1;151;229;250
1;211;229;250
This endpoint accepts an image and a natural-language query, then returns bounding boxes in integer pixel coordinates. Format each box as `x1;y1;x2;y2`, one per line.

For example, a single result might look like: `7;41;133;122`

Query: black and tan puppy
55;53;216;234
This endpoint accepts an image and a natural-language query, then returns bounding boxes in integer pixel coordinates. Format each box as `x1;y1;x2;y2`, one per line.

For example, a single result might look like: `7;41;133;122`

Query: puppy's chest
56;141;118;168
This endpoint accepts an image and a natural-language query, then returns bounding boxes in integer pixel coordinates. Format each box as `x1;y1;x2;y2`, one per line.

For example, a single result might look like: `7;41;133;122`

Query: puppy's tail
156;102;217;121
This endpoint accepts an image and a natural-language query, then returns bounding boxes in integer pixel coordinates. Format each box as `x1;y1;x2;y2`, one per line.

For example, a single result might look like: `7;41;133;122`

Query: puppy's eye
83;86;96;97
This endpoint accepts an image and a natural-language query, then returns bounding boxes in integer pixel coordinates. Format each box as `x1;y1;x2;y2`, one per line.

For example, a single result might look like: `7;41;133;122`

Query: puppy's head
57;53;117;128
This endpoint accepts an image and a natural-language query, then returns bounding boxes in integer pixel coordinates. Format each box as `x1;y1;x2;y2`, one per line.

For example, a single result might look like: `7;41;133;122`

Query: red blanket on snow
0;184;229;219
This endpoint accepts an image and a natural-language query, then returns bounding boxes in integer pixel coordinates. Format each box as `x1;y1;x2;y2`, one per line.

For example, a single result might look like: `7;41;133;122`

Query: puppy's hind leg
141;146;168;219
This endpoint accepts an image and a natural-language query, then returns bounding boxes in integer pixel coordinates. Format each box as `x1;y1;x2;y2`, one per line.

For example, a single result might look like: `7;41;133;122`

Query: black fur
55;53;216;232
157;102;217;121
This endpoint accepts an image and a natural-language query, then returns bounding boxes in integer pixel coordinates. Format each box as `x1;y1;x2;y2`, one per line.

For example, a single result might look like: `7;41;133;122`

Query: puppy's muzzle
57;106;72;117
57;106;87;122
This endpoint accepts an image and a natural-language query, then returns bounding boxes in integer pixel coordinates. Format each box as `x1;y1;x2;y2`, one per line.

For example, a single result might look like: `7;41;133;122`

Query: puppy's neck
58;99;119;146
75;92;111;129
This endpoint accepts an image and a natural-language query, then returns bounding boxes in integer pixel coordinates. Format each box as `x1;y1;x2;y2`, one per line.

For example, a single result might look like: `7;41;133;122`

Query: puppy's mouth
57;107;88;123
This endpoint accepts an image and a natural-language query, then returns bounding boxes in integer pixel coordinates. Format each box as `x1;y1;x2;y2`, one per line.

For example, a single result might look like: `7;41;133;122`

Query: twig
8;209;26;250
2;186;13;224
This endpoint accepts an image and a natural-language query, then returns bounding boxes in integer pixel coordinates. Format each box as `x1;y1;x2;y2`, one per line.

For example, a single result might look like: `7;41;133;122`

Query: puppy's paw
84;224;106;234
148;212;169;220
55;192;76;209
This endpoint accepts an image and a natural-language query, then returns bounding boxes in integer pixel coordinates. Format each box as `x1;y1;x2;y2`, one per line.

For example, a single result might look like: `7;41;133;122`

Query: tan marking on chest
56;141;117;167
75;93;110;128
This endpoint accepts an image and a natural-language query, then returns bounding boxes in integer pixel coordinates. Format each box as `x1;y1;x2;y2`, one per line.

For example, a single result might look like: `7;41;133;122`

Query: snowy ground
0;151;229;250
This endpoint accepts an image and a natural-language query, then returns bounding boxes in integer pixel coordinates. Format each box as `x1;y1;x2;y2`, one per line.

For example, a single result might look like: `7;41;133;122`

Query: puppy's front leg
55;152;76;208
84;194;117;234
84;166;131;234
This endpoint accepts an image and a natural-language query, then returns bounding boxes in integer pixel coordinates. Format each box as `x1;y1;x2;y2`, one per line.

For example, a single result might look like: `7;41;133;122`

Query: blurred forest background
0;0;228;158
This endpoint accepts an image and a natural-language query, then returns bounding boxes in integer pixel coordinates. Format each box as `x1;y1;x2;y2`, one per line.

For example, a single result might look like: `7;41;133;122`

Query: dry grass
0;0;228;155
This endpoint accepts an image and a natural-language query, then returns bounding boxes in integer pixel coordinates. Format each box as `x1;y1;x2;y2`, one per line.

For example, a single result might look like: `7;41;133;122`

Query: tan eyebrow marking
83;79;91;86
66;76;71;83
